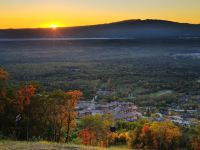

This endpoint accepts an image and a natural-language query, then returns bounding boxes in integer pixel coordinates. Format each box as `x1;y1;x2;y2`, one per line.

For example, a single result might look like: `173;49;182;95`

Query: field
1;39;200;106
0;140;128;150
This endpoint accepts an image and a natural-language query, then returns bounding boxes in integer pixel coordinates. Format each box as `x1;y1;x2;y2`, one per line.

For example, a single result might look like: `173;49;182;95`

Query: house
169;115;191;126
113;104;142;122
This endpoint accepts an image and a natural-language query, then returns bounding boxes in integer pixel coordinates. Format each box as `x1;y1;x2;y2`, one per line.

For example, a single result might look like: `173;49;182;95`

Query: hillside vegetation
0;68;200;150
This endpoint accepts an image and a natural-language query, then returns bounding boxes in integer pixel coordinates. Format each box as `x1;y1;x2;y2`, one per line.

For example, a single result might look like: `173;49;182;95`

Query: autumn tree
109;132;129;146
65;90;83;142
188;124;200;150
47;90;69;142
118;119;149;149
27;91;52;140
78;128;96;145
127;121;181;150
140;124;154;149
127;129;137;149
0;68;17;137
80;114;113;147
38;90;82;142
16;85;36;113
142;121;181;150
0;68;10;111
0;68;9;81
16;84;36;140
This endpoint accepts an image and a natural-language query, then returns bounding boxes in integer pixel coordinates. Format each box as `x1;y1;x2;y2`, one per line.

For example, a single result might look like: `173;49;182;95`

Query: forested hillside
0;68;200;149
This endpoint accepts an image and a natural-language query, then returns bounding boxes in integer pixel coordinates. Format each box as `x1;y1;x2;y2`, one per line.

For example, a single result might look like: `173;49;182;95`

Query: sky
0;0;200;29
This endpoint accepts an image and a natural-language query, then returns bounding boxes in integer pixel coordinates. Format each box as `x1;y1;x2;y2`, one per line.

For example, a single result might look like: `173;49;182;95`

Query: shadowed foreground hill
0;141;78;150
0;19;200;39
0;141;128;150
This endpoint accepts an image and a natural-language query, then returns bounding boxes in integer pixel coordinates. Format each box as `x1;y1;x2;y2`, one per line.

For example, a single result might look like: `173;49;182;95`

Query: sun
42;22;65;29
49;24;58;29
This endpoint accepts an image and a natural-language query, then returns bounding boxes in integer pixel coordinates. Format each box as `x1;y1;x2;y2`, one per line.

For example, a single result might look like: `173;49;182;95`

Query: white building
77;100;142;122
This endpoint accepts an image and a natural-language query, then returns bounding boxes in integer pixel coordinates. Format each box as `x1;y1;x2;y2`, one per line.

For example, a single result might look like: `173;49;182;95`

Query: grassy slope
0;140;128;150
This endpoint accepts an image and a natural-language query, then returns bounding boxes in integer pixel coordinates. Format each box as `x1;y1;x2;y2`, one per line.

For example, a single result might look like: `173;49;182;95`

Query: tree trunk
27;106;30;141
65;112;71;142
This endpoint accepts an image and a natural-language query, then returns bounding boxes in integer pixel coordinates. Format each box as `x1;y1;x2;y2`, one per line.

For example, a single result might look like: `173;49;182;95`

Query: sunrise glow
0;0;200;29
49;24;58;29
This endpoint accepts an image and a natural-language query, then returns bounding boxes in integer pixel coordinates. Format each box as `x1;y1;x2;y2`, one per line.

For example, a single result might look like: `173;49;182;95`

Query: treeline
0;67;82;142
0;67;200;150
77;115;200;150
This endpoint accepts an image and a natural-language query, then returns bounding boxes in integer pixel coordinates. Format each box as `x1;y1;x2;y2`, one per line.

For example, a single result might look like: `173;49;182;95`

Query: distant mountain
0;19;200;39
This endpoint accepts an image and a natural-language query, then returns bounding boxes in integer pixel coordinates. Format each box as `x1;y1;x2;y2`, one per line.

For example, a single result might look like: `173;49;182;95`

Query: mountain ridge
0;19;200;39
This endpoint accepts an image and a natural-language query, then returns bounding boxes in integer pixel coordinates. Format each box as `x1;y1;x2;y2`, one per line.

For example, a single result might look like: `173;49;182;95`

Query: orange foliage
0;68;9;80
142;125;150;134
193;142;200;150
78;128;97;145
108;132;129;146
0;68;9;101
17;85;36;112
140;121;181;150
65;90;83;142
65;90;83;108
47;90;83;142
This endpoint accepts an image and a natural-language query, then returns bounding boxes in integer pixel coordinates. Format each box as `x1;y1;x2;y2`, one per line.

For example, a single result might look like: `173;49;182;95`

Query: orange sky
0;0;200;29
